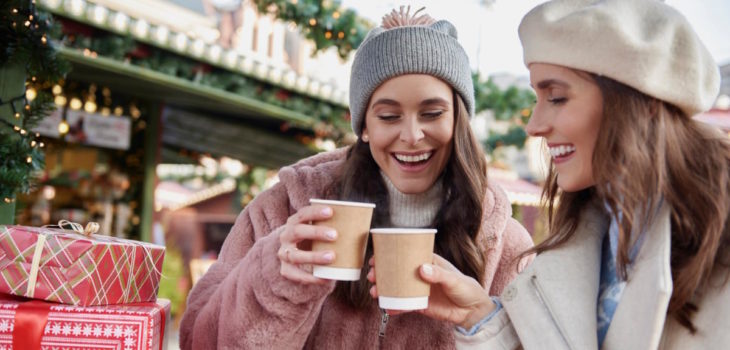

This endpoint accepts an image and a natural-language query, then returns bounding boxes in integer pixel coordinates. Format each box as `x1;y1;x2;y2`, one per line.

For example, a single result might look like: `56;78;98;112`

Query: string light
309;18;317;26
84;100;97;113
14;112;20;119
31;140;37;147
325;31;332;39
58;120;70;135
69;97;82;110
26;156;32;164
54;95;67;106
26;88;37;101
52;84;63;95
332;11;340;19
338;31;344;39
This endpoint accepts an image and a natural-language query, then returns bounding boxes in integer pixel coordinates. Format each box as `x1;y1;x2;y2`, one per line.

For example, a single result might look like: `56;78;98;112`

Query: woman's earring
362;134;369;142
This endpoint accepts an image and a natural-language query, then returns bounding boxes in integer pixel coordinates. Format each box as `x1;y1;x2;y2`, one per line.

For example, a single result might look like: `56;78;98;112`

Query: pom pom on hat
519;0;720;117
348;8;474;137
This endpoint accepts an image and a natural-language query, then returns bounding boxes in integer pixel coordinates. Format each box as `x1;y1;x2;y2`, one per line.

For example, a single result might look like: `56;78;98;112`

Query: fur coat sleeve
179;150;345;350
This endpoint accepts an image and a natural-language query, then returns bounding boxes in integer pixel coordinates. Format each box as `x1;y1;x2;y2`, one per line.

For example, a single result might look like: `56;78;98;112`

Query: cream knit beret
519;0;720;117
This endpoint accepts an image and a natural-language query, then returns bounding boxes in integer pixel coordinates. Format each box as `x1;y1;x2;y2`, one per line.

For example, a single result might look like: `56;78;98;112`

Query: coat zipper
378;308;389;347
379;309;389;337
531;275;575;350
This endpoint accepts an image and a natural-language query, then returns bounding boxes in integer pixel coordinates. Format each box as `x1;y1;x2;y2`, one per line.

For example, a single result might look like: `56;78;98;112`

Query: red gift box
0;294;169;350
0;225;165;306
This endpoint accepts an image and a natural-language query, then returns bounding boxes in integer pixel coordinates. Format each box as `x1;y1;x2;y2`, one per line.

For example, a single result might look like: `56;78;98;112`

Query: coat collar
528;204;607;349
507;202;673;350
601;202;673;349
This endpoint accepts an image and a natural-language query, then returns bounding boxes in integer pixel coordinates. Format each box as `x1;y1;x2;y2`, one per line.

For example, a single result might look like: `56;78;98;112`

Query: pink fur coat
179;148;533;349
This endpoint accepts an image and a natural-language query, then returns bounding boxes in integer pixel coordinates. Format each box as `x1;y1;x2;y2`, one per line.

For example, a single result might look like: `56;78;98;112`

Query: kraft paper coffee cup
371;228;437;310
310;199;375;281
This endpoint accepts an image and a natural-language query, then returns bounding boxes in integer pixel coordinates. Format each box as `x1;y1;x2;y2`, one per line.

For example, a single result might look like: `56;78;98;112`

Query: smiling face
362;74;455;194
526;63;604;192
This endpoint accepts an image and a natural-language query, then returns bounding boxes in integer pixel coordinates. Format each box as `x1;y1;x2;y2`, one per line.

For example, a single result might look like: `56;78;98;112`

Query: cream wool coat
456;203;730;349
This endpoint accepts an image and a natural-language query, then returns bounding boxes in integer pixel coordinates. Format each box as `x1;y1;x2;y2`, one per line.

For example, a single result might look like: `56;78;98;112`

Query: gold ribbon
27;220;164;300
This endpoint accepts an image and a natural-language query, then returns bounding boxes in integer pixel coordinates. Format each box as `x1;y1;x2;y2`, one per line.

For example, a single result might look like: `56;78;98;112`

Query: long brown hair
526;75;730;332
330;92;489;308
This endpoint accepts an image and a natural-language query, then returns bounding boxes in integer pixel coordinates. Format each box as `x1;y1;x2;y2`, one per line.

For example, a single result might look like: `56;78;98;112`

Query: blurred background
2;0;728;348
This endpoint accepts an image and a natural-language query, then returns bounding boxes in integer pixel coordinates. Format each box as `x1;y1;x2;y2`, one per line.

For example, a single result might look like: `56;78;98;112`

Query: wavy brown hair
525;74;730;332
329;92;489;308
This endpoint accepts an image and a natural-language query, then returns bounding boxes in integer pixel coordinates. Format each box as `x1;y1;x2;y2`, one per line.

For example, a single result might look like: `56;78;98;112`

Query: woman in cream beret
368;1;730;349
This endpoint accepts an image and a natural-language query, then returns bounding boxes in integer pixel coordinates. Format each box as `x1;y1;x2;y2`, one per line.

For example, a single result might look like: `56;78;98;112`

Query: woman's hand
278;204;338;285
367;254;496;329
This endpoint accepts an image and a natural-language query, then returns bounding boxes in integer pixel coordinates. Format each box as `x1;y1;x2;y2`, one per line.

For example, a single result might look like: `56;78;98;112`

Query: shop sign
34;109;132;150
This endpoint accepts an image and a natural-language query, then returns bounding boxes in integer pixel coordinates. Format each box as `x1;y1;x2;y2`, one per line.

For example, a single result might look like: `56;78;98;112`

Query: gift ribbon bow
27;221;100;297
27;220;164;300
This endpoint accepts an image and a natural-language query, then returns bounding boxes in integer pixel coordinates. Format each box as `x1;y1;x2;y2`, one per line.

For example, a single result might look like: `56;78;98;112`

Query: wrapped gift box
0;225;164;306
0;294;169;350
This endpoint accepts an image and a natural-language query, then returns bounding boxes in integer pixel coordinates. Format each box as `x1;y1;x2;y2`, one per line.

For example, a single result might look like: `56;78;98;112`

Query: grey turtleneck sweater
381;172;443;228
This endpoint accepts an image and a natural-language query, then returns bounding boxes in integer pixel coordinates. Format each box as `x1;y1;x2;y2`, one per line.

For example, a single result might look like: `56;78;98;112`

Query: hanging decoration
0;0;69;203
253;0;372;59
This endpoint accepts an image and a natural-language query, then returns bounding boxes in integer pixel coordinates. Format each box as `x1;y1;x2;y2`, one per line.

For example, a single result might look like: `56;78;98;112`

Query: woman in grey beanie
180;7;533;349
369;1;730;349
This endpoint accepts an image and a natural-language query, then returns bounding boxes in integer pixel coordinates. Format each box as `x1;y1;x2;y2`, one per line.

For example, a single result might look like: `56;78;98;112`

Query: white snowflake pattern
124;325;137;337
82;324;93;336
72;323;82;336
124;337;135;347
0;320;9;332
51;322;62;335
103;324;114;337
93;324;102;337
61;322;72;335
113;325;123;338
0;344;7;350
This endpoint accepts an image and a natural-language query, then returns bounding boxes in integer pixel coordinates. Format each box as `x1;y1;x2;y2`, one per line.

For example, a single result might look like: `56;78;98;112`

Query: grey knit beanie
349;20;474;137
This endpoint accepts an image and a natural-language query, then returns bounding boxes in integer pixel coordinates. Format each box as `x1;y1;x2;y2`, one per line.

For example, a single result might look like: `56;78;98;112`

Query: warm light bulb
58;120;70;135
69;97;82;110
84;101;97;113
26;88;37;101
54;95;67;106
26;156;32;163
52;84;63;95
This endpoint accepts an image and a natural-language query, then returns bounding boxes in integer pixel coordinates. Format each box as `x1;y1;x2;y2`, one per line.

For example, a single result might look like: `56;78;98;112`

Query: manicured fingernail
325;229;337;240
422;264;433;276
322;207;333;216
323;252;335;261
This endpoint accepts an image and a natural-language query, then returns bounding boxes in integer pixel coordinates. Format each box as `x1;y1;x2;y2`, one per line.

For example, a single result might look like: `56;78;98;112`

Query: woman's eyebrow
420;97;450;106
370;98;400;108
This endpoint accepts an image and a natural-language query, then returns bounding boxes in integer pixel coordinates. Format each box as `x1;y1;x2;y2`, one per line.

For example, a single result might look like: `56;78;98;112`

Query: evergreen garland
0;0;69;202
56;20;352;140
253;0;372;59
